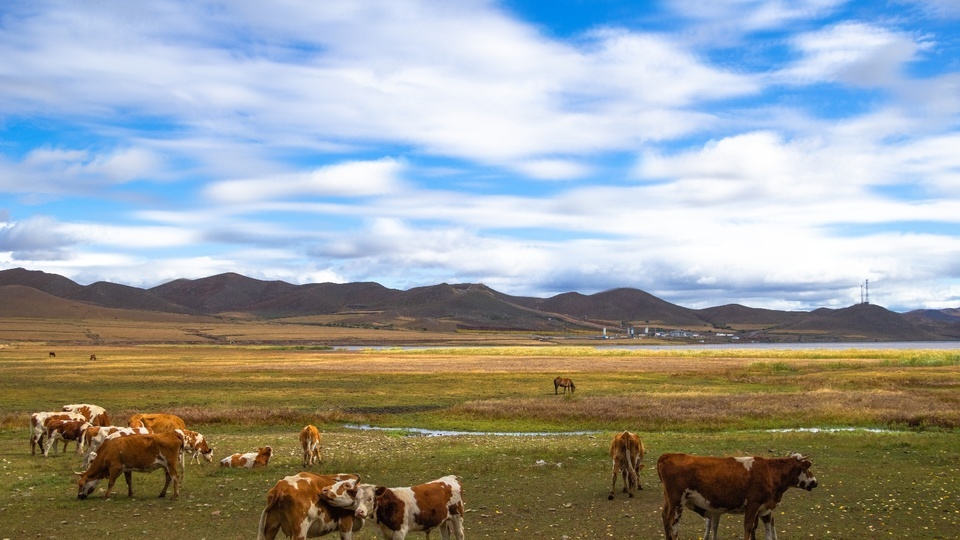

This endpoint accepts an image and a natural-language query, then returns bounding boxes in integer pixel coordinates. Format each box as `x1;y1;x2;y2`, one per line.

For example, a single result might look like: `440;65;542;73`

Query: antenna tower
864;279;869;305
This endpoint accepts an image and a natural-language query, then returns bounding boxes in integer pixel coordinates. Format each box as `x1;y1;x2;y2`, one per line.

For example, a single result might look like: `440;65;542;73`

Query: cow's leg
742;508;761;540
104;467;123;499
448;514;465;540
662;497;682;540
760;513;776;540
702;512;721;540
609;460;620;499
124;470;134;497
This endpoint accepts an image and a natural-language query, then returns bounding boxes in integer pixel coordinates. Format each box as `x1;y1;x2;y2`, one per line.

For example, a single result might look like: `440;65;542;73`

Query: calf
128;413;186;433
300;425;323;468
320;475;465;540
608;430;645;499
62;403;111;427
221;446;272;468
657;452;818;540
258;473;363;540
176;428;214;464
43;418;92;456
29;411;85;455
76;431;184;500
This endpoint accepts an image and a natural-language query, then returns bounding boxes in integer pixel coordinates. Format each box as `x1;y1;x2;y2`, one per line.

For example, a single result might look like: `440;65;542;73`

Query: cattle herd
27;400;818;540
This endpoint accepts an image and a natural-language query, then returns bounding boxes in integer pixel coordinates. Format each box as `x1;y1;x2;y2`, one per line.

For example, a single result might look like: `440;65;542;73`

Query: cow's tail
257;489;284;540
173;430;186;482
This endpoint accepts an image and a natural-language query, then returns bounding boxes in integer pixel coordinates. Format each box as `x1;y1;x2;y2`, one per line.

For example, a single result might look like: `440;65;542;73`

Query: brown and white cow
657;452;818;540
62;403;111;427
319;475;465;540
81;426;154;468
258;473;364;540
76;431;184;500
221;446;272;468
608;430;646;500
128;413;187;433
29;411;85;455
300;425;322;468
43;418;92;456
175;428;214;464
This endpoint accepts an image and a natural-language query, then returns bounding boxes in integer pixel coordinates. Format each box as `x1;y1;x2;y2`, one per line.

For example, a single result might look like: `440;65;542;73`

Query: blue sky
2;0;959;312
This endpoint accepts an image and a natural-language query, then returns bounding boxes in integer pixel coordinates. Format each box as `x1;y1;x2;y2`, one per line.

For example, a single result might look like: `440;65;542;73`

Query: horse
554;376;575;394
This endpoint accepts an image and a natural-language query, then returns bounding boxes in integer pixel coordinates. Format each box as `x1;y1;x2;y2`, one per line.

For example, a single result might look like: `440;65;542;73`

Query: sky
1;0;960;312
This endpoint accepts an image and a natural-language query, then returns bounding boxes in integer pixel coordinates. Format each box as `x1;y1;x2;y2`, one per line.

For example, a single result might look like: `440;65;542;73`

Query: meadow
1;342;958;539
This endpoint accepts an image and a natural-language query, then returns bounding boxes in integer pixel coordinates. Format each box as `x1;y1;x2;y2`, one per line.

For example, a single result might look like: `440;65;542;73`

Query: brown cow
81;426;153;469
43;418;92;456
299;425;323;468
320;474;465;540
30;411;85;455
258;473;363;540
554;376;575;394
76;431;184;500
221;446;272;468
657;452;818;540
608;430;645;499
63;403;111;427
128;413;186;433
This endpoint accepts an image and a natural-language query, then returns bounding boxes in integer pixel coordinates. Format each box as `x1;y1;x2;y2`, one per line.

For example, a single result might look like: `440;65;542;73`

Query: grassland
1;342;959;539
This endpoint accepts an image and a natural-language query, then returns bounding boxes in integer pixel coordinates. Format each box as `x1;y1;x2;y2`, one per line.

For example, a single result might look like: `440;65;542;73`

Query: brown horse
554;376;575;394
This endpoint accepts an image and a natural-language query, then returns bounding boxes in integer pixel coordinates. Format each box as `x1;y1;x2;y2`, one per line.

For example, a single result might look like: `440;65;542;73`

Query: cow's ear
374;486;387;496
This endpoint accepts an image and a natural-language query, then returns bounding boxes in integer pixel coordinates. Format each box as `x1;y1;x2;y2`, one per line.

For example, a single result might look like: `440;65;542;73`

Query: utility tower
860;279;870;304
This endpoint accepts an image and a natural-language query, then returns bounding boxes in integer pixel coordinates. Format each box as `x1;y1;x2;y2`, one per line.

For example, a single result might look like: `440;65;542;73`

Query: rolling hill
0;267;955;342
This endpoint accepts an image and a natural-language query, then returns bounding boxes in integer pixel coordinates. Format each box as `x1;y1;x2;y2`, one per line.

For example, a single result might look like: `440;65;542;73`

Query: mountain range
1;267;959;342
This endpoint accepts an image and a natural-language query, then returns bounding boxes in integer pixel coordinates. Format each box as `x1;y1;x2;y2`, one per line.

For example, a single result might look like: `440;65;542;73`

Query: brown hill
766;303;942;342
0;285;196;322
697;304;807;328
149;272;298;313
531;287;705;326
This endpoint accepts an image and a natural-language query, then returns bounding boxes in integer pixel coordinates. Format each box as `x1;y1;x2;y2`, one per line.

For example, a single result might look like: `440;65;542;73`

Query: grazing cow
29;411;85;455
76;431;184;500
221;446;272;468
300;425;323;468
128;413;186;433
43;418;92;456
258;473;364;540
608;430;646;500
62;403;111;427
175;428;214;464
320;475;465;540
657;452;819;540
554;376;575;394
90;354;97;361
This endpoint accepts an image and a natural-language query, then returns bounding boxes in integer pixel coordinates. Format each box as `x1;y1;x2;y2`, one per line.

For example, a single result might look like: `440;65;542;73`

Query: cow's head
791;453;818;491
76;471;100;500
319;478;360;509
196;435;214;462
351;485;381;519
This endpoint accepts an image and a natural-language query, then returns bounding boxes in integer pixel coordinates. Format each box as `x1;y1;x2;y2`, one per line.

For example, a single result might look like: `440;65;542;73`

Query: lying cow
76;431;184;500
30;411;85;455
320;474;465;540
176;429;214;464
62;403;111;427
82;426;154;469
608;430;645;499
221;446;272;468
43;418;92;456
300;424;323;468
657;452;818;540
258;473;363;540
128;412;186;433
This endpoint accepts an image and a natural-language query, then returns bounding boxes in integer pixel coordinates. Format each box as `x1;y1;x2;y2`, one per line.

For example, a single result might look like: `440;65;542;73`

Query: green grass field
1;343;958;539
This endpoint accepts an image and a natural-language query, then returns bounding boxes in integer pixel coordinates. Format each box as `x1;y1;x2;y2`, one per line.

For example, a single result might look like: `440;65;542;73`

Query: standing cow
300;425;323;468
608;430;645;499
76;431;184;500
128;413;186;433
176;428;214;464
43;418;92;456
319;474;465;540
258;472;364;540
554;376;575;394
29;411;85;455
62;403;111;427
657;452;818;540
